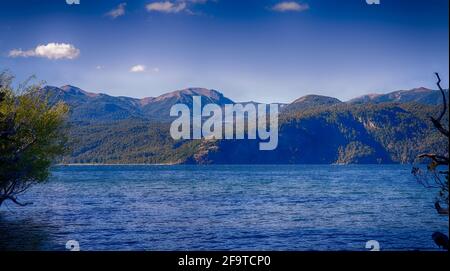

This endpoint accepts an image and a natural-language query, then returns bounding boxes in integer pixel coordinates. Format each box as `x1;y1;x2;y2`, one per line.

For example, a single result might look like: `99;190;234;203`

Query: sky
0;0;448;103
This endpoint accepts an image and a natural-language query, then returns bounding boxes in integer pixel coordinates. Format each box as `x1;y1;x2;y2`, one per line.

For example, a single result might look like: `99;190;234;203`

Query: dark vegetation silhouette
412;73;449;250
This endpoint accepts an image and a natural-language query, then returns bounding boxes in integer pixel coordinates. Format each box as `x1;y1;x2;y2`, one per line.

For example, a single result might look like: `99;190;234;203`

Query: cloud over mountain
8;43;80;60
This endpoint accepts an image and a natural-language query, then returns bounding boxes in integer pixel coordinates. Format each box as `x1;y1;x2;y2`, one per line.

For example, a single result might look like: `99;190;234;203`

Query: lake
0;165;448;251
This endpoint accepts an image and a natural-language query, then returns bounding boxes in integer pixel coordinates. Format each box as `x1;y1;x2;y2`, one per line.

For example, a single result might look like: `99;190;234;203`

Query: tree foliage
0;71;68;206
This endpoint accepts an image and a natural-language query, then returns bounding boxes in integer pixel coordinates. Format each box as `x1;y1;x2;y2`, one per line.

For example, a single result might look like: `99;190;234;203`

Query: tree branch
3;195;32;206
430;73;449;137
435;201;449;215
434;73;447;121
418;153;449;165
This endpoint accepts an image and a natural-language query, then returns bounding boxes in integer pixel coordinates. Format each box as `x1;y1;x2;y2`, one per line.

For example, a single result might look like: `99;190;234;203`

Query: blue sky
0;0;448;103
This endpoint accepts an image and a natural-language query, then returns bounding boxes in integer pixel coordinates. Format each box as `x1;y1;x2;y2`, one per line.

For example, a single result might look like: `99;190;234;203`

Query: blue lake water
0;165;448;251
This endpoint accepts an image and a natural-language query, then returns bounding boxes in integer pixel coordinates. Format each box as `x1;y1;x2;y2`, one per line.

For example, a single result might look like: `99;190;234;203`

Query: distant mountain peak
153;88;225;102
60;85;99;98
409;87;432;92
282;94;342;113
149;87;234;106
292;94;342;104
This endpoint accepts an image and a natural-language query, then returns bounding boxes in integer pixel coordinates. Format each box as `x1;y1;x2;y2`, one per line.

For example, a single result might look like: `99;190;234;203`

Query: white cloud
146;1;187;13
272;2;309;12
8;43;80;60
145;1;211;15
8;49;34;58
152;67;160;72
185;0;208;3
130;65;147;73
106;3;127;19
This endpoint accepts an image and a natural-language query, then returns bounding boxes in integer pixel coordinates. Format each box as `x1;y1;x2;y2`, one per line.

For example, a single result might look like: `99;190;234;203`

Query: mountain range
43;85;235;122
349;87;448;105
42;85;449;164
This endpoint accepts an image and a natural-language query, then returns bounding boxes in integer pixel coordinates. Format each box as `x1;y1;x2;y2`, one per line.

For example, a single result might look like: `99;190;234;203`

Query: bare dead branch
430;73;449;137
435;73;447;121
6;196;33;206
435;202;449;215
418;153;449;165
